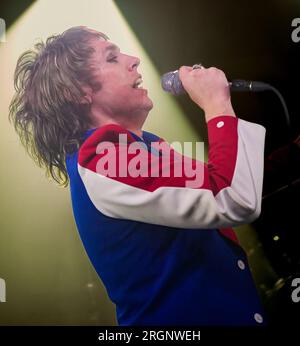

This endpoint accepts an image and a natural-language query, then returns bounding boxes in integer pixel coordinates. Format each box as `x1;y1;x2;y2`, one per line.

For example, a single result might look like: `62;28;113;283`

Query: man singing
9;26;266;326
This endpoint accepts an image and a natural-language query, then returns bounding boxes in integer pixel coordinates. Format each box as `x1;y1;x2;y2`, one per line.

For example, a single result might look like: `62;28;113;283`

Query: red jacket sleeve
78;116;266;229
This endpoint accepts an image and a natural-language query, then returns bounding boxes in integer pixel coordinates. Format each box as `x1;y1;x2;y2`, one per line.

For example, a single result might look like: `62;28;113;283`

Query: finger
178;65;193;79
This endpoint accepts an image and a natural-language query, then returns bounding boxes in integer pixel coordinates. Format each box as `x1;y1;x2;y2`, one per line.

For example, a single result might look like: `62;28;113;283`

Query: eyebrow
104;44;120;54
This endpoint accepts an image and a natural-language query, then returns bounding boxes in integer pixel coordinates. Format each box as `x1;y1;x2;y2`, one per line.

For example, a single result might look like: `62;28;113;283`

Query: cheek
102;75;130;98
109;86;133;103
94;86;135;110
93;71;136;106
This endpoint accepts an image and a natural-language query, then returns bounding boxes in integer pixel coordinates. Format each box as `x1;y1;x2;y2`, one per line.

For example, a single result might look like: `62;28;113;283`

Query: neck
89;109;147;138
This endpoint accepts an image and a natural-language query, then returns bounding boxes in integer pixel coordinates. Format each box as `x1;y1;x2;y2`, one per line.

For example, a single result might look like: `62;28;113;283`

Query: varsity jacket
66;115;266;326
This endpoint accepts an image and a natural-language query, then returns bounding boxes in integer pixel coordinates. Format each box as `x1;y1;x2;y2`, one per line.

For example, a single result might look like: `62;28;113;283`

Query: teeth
133;78;143;88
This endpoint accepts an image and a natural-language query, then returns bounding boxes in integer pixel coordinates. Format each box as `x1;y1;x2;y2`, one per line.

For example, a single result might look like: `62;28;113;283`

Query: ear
62;85;92;104
80;85;93;105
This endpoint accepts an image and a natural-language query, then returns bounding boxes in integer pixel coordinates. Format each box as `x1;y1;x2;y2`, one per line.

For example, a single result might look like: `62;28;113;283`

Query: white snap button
217;121;224;128
254;313;263;324
237;259;245;270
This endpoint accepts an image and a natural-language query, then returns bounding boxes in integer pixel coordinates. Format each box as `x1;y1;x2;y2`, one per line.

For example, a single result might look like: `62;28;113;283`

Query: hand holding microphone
161;64;273;121
161;65;290;134
175;64;236;122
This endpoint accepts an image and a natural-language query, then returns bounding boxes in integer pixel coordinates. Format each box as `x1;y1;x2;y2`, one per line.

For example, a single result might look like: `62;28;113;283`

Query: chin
144;96;154;110
146;101;153;111
133;102;153;118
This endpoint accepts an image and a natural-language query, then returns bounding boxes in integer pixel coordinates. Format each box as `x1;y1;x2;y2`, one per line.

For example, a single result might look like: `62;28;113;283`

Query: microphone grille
161;70;185;95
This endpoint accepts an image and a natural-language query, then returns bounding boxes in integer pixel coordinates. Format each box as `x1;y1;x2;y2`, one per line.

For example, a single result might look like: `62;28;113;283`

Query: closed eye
107;56;118;63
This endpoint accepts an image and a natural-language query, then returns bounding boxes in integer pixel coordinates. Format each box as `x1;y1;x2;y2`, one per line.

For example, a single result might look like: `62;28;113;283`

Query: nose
129;56;140;71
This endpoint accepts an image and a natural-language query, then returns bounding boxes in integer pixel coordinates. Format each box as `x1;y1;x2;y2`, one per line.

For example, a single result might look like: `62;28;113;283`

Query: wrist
204;102;236;122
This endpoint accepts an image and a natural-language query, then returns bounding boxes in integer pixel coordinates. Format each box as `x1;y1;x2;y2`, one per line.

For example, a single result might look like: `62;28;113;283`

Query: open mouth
132;77;143;89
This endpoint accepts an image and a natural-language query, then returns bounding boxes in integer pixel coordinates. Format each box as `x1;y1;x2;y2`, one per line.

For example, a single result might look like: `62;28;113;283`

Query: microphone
161;70;272;95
